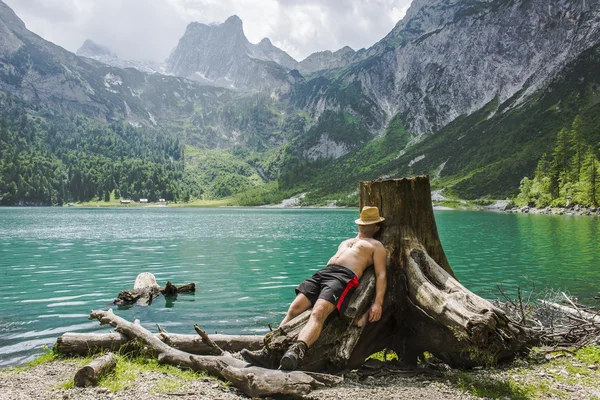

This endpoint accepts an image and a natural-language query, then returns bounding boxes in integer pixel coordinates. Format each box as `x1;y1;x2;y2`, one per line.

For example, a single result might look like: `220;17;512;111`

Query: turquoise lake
0;207;599;367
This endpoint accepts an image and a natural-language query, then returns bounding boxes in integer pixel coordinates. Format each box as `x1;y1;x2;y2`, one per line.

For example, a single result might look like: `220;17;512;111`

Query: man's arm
368;242;387;322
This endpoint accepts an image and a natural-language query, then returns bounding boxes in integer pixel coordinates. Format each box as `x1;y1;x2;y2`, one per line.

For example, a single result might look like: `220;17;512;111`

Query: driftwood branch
84;309;342;397
194;324;224;355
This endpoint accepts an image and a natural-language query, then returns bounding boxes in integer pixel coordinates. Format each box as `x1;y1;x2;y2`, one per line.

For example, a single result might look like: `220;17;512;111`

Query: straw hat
355;206;385;225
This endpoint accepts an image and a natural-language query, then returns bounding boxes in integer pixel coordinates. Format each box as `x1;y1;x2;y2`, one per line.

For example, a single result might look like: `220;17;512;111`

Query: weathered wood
74;353;117;387
540;300;600;324
193;324;224;355
55;332;263;356
114;272;160;306
160;282;195;296
114;273;195;306
87;309;342;397
221;366;343;398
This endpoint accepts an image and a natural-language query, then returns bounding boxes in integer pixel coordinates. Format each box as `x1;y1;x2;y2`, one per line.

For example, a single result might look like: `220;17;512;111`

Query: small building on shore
120;199;131;204
139;198;148;204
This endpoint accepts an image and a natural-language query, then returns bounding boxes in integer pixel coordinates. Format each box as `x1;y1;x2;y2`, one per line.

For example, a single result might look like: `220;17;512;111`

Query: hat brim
354;217;385;225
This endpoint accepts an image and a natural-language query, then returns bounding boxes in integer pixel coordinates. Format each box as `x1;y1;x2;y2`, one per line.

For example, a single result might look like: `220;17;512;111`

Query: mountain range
1;0;600;205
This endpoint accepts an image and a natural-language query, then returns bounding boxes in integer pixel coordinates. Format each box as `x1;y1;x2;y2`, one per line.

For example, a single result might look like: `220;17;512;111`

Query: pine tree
583;150;599;207
570;115;586;181
553;127;573;177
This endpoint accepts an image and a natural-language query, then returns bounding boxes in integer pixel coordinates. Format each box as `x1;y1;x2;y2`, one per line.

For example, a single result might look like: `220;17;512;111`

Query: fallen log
85;309;342;397
55;332;263;356
74;353;117;387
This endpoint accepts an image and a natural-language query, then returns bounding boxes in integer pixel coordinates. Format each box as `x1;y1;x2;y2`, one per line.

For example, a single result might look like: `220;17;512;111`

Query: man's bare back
328;237;384;279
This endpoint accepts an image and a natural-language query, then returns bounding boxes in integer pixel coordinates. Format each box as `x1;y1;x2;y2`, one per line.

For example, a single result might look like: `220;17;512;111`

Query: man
242;206;387;370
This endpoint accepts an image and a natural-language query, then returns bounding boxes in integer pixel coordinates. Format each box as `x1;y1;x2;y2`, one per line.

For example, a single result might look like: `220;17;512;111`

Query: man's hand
368;302;382;322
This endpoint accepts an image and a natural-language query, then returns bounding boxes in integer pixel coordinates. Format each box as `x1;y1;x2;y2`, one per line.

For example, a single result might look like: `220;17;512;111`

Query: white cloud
3;0;412;62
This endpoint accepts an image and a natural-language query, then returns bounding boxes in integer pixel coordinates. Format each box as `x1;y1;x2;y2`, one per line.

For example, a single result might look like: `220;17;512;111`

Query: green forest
0;94;189;206
515;115;600;208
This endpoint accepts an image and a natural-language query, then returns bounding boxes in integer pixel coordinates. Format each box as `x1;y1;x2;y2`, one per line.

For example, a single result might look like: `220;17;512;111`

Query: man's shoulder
362;237;384;248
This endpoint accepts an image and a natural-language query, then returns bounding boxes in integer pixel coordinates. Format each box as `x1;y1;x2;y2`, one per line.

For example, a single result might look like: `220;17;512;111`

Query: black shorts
295;264;359;313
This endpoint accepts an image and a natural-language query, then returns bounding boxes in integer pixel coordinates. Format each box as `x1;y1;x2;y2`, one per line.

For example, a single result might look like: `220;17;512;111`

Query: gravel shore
2;353;600;400
0;360;475;400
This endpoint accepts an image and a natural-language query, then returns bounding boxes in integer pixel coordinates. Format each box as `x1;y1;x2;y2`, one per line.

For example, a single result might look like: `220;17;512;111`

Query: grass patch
26;347;56;368
42;352;206;394
453;371;536;399
575;346;600;364
95;354;203;393
58;380;75;390
167;198;234;207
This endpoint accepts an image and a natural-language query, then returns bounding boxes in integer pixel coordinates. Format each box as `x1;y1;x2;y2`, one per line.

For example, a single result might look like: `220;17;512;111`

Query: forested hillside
516;115;600;208
0;94;188;205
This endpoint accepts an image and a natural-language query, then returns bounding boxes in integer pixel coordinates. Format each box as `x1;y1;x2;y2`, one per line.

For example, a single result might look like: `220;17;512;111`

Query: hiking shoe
240;348;278;369
280;341;308;370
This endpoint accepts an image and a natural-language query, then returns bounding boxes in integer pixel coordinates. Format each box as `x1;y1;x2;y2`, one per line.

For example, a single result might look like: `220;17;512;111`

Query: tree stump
266;176;532;371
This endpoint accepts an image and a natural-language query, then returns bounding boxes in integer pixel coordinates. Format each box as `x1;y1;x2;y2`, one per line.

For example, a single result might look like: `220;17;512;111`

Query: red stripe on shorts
336;275;359;311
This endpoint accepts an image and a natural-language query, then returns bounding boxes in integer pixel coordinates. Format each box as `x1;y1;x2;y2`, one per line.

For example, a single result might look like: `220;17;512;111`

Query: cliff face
299;0;600;138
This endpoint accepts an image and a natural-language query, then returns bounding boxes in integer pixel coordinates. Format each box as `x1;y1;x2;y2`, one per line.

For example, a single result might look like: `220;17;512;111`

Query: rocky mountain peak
0;0;26;30
77;39;115;58
223;14;243;28
296;45;357;75
334;46;355;56
258;37;273;47
166;15;296;90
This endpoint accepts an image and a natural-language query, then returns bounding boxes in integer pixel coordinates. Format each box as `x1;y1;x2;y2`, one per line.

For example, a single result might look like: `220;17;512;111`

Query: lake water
0;207;598;367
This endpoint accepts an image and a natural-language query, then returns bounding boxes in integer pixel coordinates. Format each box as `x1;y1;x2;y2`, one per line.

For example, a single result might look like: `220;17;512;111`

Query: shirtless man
241;206;387;370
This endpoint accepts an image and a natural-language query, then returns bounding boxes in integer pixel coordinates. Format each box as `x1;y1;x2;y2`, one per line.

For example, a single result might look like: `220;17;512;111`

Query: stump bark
266;176;531;371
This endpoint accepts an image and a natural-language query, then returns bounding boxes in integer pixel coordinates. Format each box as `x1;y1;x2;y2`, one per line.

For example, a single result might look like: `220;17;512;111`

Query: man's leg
297;299;336;347
280;299;336;370
241;293;313;369
280;293;313;326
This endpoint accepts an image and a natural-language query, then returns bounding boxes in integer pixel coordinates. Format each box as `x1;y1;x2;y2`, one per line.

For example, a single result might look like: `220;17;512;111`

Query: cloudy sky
4;0;412;62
